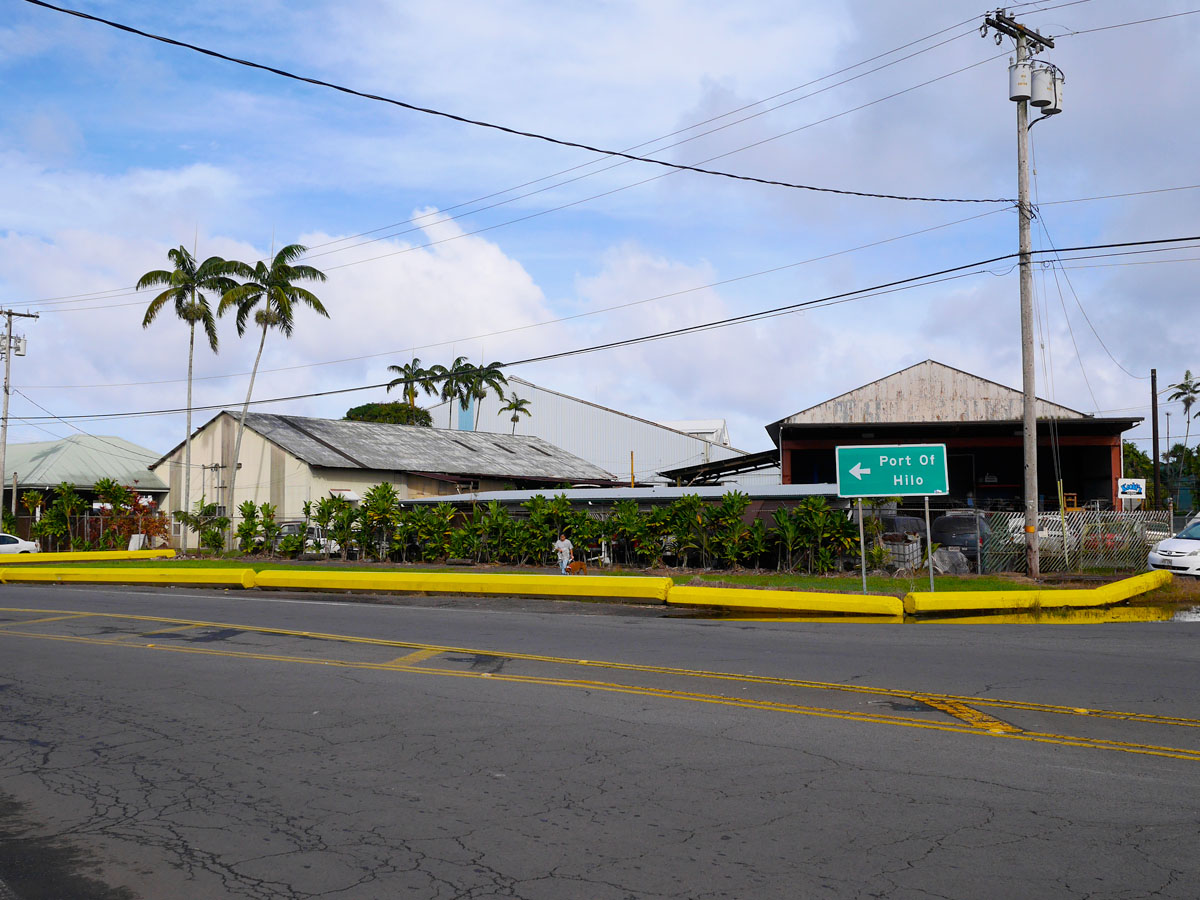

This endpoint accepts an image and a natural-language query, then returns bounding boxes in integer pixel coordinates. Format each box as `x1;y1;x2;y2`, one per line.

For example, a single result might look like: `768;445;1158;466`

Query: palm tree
138;246;236;555
1168;370;1200;493
462;361;509;429
386;358;437;409
497;391;531;434
434;356;471;428
219;244;328;543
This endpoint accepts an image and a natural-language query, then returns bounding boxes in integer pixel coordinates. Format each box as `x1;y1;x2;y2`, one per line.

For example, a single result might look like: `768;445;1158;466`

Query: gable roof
8;434;168;492
772;360;1089;429
433;377;751;454
155;412;615;483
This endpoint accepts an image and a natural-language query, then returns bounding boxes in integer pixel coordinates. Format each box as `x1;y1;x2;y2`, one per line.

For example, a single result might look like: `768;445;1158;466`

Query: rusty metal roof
232;413;616;483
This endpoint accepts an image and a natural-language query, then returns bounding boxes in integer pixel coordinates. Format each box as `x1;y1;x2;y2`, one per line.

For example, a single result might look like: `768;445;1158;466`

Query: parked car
1005;514;1077;552
1082;520;1145;553
0;533;39;553
1147;518;1200;577
931;515;990;562
268;522;340;557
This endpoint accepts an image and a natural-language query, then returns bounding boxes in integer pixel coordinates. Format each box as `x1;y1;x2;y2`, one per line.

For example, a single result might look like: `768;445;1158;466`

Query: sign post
837;444;949;594
856;499;867;594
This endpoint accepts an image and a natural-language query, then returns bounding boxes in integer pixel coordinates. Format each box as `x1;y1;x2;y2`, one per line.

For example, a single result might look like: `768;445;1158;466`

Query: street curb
252;570;673;602
903;570;1172;615
666;585;903;617
0;566;255;589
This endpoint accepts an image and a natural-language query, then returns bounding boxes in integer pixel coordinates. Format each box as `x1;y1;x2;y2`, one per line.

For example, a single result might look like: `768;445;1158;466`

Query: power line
23;0;1012;205
12;14;1001;308
22;175;1198;312
1059;7;1200;36
12;389;198;470
1033;205;1151;380
21;205;1014;387
300;23;991;259
16;234;1200;423
1039;184;1200;207
13;48;1014;314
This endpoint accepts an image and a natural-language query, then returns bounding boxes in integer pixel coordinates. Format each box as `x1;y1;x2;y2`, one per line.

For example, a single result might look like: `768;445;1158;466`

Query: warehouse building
767;360;1138;510
431;376;779;487
150;411;615;544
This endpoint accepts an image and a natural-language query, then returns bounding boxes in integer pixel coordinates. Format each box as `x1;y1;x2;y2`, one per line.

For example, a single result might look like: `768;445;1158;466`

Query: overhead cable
14;233;1200;422
23;0;1013;204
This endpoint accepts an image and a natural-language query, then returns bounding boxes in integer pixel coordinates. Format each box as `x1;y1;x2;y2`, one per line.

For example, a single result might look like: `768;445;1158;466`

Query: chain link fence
980;509;1171;574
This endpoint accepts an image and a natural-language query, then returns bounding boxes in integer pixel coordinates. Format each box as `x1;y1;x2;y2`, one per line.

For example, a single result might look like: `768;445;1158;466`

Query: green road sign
835;444;949;498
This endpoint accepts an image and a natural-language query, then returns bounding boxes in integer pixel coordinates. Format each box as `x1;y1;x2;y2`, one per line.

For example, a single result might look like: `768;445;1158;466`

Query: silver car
1147;519;1200;577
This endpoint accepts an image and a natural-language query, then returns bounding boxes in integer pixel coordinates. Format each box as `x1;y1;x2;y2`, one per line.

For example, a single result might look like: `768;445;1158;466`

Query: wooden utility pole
983;10;1056;578
0;309;40;515
1151;369;1161;508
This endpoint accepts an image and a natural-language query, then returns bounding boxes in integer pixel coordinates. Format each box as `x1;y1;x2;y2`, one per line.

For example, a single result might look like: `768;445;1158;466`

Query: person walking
553;533;573;575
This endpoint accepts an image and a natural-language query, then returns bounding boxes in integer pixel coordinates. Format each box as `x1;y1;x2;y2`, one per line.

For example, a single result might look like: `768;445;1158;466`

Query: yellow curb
666;584;903;617
1;549;177;564
252;570;673;602
0;566;255;589
903;570;1172;615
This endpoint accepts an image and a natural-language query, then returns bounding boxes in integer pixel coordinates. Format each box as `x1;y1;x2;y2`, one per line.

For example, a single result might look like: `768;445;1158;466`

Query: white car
0;533;39;553
1007;514;1077;552
1147;519;1200;577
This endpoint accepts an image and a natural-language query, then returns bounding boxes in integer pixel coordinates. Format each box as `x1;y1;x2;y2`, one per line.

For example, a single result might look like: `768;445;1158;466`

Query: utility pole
0;309;40;516
1151;369;1161;508
983;10;1058;579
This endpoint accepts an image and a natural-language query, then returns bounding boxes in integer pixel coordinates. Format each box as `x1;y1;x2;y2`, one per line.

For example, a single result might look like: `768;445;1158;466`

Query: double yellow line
2;606;1198;763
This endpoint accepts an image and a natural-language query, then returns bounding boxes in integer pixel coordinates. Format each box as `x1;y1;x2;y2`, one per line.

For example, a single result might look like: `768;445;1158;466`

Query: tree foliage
230;487;862;573
344;401;432;427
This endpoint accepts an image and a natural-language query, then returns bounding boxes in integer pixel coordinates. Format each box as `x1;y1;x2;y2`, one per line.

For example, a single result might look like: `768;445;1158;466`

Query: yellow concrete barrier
903;570;1173;615
1;549;177;564
0;566;255;589
666;585;903;617
1093;569;1172;604
253;570;673;602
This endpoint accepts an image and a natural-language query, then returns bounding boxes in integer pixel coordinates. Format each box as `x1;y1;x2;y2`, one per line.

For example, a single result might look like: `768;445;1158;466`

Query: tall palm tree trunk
182;321;195;555
225;320;269;549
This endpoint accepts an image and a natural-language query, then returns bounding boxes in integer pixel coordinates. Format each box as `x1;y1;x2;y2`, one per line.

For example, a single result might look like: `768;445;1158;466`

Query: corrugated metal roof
406;483;840;504
234;413;615;482
773;360;1089;428
8;434;168;491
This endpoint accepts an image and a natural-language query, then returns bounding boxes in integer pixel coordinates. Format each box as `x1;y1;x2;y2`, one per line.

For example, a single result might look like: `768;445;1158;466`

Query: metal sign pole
925;496;935;592
857;498;867;595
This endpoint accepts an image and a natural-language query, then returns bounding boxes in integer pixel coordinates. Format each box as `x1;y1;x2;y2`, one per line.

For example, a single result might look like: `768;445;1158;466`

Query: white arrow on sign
849;462;871;480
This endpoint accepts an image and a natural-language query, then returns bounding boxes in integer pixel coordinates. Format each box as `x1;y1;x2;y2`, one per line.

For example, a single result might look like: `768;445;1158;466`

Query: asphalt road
1;583;1199;899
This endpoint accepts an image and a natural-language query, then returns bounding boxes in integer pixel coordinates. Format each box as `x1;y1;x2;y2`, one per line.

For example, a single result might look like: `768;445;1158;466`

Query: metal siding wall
270;445;285;511
439;384;747;483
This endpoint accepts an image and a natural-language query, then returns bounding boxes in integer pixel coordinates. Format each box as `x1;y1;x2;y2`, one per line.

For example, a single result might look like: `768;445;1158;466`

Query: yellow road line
3;605;1200;733
386;648;442;666
914;695;1023;734
3;627;1199;763
0;613;92;628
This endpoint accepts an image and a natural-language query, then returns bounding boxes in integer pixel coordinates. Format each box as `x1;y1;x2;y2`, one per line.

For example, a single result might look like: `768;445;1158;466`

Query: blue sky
1;0;1197;471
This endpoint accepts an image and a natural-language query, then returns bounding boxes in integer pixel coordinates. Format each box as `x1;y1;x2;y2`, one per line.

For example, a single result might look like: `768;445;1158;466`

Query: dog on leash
566;560;588;575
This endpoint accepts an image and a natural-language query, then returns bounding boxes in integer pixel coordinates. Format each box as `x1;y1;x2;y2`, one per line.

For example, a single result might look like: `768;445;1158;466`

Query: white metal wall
433;379;757;485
